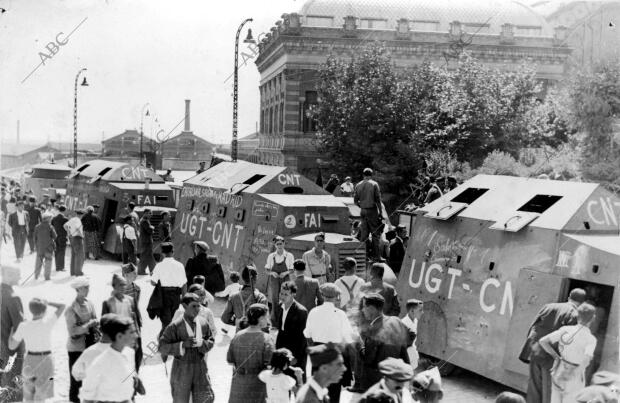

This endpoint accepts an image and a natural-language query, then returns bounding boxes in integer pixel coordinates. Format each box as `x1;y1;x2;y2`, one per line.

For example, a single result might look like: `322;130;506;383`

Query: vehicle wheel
419;354;457;376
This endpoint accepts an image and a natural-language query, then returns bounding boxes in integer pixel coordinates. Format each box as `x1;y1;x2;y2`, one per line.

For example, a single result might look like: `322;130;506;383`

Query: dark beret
308;343;341;368
160;242;174;254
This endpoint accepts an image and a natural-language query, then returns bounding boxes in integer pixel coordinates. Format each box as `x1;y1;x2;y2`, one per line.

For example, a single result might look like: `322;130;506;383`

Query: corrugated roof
260;194;348;207
73;159;165;183
421;175;599;230
185;161;287;193
1;143;58;156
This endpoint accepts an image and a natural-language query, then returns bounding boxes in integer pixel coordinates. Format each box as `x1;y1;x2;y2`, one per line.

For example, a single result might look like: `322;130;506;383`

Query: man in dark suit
292;259;323;312
138;209;156;275
519;288;586;403
8;201;29;262
25;196;41;254
51;205;69;271
275;281;308;377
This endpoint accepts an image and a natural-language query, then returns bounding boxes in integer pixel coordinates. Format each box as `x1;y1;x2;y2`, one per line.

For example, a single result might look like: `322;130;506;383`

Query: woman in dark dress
226;304;274;403
185;241;225;294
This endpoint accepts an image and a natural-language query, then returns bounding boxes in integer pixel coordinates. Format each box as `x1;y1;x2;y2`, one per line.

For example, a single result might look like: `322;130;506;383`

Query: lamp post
232;18;256;162
73;68;88;168
140;103;150;164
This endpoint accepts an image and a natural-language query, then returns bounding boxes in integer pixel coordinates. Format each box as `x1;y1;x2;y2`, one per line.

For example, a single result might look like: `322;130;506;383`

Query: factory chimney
184;100;190;132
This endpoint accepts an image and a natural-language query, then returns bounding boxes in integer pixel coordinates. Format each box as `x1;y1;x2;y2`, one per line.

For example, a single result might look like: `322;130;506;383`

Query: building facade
254;0;573;175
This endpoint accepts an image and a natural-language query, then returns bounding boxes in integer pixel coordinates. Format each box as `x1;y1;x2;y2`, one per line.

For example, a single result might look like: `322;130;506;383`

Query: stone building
254;0;573;175
102;129;156;159
529;0;620;68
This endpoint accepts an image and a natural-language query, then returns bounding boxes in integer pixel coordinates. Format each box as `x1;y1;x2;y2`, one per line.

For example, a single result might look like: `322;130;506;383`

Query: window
411;20;440;31
280;101;284;132
451;188;488;204
269;107;274;134
98;167;112;176
515;26;542;36
518;195;562;214
360;18;388;29
243;174;266;185
76;164;90;172
303;91;318;133
306;16;333;27
463;23;490;34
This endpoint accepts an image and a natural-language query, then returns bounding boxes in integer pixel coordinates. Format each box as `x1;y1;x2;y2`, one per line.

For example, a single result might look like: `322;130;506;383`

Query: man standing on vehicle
354;168;383;261
519;288;586;403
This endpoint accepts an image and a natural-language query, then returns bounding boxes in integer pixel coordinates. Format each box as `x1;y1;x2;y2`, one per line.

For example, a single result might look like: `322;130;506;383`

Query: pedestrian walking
358;293;411;391
82;206;101;260
150;242;186;337
292;259;323;312
519;288;586;403
138;209;156;275
360;358;415;403
65;276;100;403
296;343;346;403
51;205;69;271
354;168;383;260
334;257;364;310
259;348;303;403
303;283;357;402
302;233;333;284
185;241;225;295
0;265;24;402
172;284;217;338
159;292;216;403
275;281;308;378
80;315;138;402
64;209;86;277
222;265;268;330
102;273;143;373
33;213;57;281
25;196;41;254
227;303;274;403
8;201;29;262
361;263;401;316
539;303;597;403
121;215;138;265
9;298;65;403
265;235;294;322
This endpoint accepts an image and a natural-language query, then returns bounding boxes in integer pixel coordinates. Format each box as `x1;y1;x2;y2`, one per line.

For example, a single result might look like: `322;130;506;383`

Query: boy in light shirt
9;298;65;402
401;299;423;370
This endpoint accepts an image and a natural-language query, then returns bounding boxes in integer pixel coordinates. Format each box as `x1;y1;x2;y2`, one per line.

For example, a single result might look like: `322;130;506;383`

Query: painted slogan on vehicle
178;212;244;252
406;228;514;317
181;186;243;208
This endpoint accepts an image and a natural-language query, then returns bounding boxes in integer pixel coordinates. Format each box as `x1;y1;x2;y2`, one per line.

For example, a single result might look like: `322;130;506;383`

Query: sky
0;0;299;146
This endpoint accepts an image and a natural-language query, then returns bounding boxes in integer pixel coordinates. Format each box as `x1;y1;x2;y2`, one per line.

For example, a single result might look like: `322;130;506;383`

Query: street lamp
73;68;88;168
140;103;150;164
232;18;255;162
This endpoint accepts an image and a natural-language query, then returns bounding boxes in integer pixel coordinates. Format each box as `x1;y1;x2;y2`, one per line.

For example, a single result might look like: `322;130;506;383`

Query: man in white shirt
340;176;355;197
401;299;423;370
64;209;85;276
302;233;332;284
539;303;598;403
80;315;137;403
304;283;357;402
151;242;186;337
9;298;65;402
334;257;364;310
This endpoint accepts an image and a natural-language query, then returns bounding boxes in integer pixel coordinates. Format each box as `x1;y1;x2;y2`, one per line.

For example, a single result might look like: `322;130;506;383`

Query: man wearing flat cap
151;242;186;337
296;343;346;403
185;240;225;295
360;358;414;403
304;282;357;402
64;210;86;276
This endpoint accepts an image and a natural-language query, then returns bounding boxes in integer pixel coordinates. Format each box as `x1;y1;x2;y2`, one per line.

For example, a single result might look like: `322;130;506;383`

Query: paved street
1;244;511;403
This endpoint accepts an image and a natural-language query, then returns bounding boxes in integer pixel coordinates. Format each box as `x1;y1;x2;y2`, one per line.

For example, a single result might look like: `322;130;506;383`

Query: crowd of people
1;167;619;403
